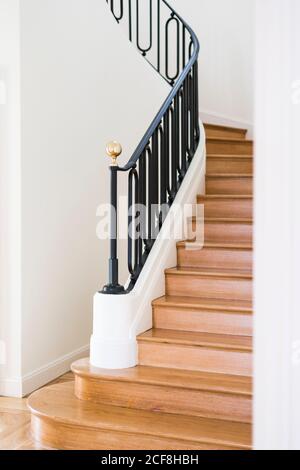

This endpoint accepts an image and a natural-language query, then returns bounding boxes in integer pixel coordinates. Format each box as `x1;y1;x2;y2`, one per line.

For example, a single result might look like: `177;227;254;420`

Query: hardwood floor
0;372;73;450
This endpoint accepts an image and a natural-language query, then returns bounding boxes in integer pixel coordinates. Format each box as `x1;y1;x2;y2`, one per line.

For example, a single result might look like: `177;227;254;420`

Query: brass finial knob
106;141;122;166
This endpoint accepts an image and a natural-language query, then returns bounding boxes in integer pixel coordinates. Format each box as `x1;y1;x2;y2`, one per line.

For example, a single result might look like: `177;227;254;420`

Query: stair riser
153;306;253;336
198;199;253;218
206;177;253;195
139;342;252;377
74;376;251;424
32;415;223;450
207;158;253;175
205;128;247;140
177;246;253;270
207;141;253;155
190;220;253;243
166;273;252;301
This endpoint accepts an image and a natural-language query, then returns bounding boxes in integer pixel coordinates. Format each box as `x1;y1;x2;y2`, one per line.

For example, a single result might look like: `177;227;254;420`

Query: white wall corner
21;344;89;397
90;122;206;370
0;344;89;398
0;0;22;398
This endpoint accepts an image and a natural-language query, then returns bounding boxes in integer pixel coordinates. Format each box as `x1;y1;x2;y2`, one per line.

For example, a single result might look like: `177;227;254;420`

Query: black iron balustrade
102;0;200;295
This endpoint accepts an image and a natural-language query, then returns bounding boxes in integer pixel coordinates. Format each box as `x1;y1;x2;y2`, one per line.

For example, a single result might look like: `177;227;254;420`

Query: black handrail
102;0;200;294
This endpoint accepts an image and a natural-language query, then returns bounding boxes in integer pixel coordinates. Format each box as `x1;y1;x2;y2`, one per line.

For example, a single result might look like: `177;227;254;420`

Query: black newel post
101;141;125;295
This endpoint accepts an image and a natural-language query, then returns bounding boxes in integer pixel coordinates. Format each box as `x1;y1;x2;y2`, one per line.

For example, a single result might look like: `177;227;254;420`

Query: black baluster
111;0;124;23
159;124;166;206
174;93;180;183
159;124;167;228
164;109;171;203
189;70;195;157
128;0;132;41
182;24;186;70
128;168;134;276
102;142;125;295
157;0;161;72
187;72;192;161
138;149;147;267
152;127;159;239
128;167;139;280
170;105;176;203
189;38;194;59
182;77;189;173
165;14;180;85
180;84;185;178
136;0;153;57
146;133;157;243
146;144;153;248
194;61;200;144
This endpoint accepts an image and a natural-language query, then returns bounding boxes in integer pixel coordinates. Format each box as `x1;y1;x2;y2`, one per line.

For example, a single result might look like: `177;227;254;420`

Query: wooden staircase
28;123;253;450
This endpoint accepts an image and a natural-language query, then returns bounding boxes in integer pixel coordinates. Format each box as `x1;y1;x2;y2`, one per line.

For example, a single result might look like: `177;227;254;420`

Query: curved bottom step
28;382;251;450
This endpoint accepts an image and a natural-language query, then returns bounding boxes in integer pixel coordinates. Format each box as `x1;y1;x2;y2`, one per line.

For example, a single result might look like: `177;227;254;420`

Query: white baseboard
0;377;23;398
200;110;254;139
0;344;89;398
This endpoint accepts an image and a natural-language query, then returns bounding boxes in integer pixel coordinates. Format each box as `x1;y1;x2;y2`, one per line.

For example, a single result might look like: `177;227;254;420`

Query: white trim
90;122;206;369
0;377;22;398
254;0;300;450
0;344;89;398
90;335;137;370
200;109;253;139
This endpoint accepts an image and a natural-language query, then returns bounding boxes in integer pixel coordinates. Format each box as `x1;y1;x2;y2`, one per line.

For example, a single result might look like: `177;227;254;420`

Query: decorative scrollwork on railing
107;0;124;22
102;0;200;294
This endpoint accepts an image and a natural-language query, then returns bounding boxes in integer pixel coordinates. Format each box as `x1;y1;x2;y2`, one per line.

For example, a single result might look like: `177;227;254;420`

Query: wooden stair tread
138;329;252;352
177;241;252;250
72;358;252;395
165;266;253;279
190;216;253;224
203;123;247;134
204;125;248;141
198;195;253;200
207;154;253;159
206;138;253;144
153;295;253;313
203;217;253;223
206;174;253;178
28;382;251;449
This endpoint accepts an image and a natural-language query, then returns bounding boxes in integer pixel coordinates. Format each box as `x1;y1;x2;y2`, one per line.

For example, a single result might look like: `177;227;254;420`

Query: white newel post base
90;292;138;369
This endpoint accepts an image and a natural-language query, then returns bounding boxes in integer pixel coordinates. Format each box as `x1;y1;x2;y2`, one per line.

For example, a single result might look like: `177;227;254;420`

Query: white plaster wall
254;0;300;450
0;0;22;396
172;0;254;128
19;0;168;382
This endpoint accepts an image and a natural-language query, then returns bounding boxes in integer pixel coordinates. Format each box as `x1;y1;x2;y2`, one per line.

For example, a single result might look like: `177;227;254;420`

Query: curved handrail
106;0;200;171
103;0;200;294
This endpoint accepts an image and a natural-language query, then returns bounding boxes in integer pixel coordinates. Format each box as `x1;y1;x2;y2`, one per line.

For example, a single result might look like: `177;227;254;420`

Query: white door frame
254;0;300;450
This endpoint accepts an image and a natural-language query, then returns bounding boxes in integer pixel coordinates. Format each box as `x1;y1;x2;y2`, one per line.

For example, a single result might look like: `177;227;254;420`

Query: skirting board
0;344;89;398
200;110;254;139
